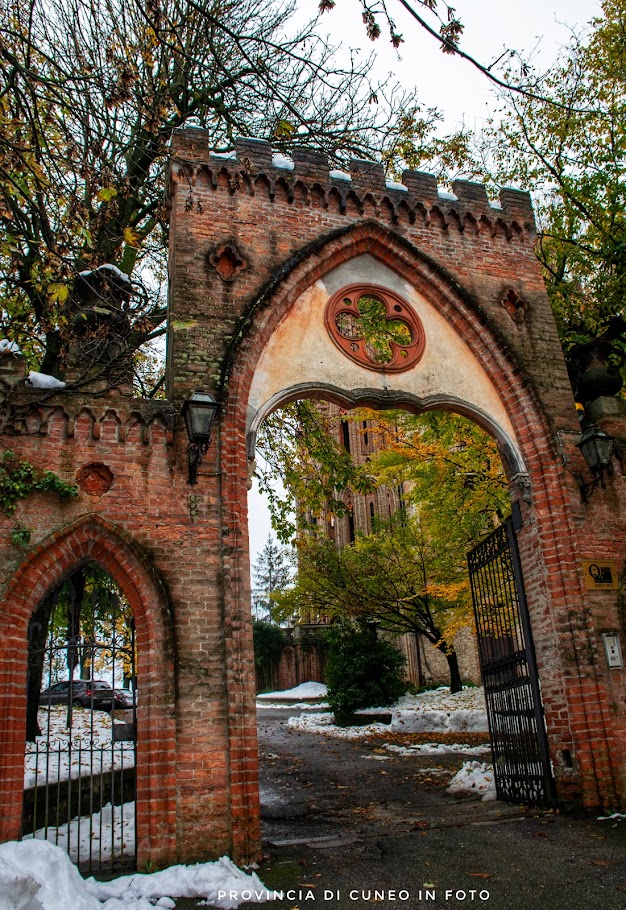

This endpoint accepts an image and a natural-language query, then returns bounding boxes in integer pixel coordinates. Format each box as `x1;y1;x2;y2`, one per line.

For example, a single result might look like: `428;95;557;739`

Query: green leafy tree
255;401;374;542
276;513;471;692
478;0;626;373
364;409;510;541
268;406;510;691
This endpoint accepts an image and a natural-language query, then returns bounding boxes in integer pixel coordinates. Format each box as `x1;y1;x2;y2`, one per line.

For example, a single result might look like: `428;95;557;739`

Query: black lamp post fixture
182;391;220;484
576;424;615;502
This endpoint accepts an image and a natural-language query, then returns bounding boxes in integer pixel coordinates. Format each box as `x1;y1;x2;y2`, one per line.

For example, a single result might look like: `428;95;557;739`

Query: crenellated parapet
3;392;176;447
170;130;535;238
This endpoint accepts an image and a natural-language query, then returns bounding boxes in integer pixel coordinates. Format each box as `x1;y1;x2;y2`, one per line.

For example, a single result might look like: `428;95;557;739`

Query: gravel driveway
178;705;626;910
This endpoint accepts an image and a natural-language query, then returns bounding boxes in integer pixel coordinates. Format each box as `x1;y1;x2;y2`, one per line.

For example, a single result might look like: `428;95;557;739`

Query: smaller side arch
0;517;177;868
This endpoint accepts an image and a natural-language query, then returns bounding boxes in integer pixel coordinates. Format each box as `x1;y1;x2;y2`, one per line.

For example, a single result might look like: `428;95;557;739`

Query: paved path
180;706;626;910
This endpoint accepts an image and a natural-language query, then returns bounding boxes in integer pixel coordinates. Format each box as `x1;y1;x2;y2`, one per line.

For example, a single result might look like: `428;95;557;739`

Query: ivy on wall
0;450;78;516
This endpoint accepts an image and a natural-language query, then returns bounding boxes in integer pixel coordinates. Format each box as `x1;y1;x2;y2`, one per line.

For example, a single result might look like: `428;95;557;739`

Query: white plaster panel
247;254;520;459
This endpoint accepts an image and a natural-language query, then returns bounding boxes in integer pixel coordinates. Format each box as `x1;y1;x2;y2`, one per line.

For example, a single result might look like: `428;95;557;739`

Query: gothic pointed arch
0;516;177;866
223;220;551;489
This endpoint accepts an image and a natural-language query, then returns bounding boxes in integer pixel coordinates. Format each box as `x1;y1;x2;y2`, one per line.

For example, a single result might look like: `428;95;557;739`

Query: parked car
39;679;122;711
111;689;136;710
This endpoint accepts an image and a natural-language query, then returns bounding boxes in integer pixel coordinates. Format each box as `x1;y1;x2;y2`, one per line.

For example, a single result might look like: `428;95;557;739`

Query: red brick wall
0;393;260;865
258;642;328;693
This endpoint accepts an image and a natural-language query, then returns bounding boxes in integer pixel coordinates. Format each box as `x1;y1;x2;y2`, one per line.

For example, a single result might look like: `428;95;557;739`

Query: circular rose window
324;284;425;373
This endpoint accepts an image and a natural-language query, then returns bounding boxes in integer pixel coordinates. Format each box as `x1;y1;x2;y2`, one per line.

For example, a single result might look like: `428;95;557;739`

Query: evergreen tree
251;535;294;623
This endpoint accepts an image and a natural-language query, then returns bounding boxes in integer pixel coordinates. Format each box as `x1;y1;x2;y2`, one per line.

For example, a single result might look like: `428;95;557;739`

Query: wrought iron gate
23;565;137;872
467;511;555;805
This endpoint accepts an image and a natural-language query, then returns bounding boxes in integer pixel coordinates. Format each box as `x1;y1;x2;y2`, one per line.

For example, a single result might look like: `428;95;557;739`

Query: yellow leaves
47;283;69;304
123;226;140;248
274;119;296;139
28;160;49;187
97;187;118;203
423;580;469;601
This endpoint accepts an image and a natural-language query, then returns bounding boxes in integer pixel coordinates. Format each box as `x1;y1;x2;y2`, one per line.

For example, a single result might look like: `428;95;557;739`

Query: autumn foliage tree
476;0;626;374
276;513;470;692
0;0;425;387
266;405;510;692
255;400;375;542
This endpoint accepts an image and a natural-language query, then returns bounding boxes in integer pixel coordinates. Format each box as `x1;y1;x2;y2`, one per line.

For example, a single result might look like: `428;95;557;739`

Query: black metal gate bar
468;516;555;805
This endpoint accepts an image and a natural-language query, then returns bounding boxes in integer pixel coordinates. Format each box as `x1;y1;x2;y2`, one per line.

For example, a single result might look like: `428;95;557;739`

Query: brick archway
0;130;623;869
221;222;623;810
0;517;177;867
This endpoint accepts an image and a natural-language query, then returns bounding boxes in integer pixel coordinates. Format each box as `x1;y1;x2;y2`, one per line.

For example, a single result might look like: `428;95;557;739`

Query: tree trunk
67;569;85;677
26;591;57;742
413;630;426;688
445;649;463;693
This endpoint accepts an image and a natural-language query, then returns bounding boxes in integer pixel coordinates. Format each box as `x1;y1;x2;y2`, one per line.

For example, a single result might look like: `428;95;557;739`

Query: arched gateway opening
235;248;563;808
251;392;554;809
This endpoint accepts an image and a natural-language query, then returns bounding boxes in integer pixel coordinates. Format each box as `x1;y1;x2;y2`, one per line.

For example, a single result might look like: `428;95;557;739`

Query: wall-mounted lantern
182;391;220;484
576;424;615;502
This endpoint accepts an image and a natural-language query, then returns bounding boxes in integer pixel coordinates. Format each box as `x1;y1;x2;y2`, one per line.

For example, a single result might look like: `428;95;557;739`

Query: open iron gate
467;510;555;805
23;567;137;873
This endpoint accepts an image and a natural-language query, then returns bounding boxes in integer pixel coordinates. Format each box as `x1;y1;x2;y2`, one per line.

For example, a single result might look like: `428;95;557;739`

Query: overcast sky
312;0;601;130
247;0;602;572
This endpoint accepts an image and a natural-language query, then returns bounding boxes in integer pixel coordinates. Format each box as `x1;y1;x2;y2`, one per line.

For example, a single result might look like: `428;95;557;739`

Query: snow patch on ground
257;701;330;710
384;742;491;757
0;339;21;353
391;686;488;734
25;708;134;787
287;712;390;739
0;840;272;910
257;682;327;701
392;707;488;734
287;687;488;737
394;686;486;712
25;801;135;864
447;761;497;801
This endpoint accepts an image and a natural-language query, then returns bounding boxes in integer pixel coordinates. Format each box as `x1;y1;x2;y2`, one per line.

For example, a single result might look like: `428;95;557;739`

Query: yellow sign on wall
581;560;619;590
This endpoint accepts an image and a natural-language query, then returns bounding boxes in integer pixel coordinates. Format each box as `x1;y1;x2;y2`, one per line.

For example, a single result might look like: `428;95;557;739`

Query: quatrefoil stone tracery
324;284;425;373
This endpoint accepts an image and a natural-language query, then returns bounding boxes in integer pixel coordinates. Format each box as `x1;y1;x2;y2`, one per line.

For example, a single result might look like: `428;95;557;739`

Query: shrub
326;623;406;723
